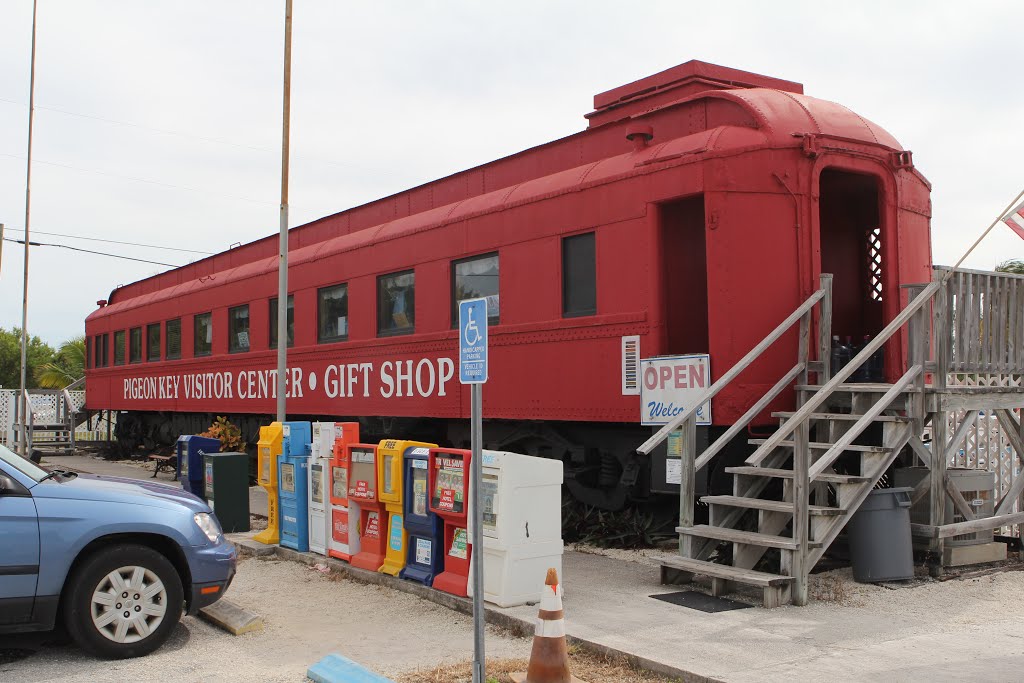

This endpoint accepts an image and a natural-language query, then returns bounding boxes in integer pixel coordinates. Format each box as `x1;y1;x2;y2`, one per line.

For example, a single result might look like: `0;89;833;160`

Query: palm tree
35;336;85;388
996;259;1024;275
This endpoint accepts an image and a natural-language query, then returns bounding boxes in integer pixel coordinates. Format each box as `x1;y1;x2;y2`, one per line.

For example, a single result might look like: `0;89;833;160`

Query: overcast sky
1;0;1022;346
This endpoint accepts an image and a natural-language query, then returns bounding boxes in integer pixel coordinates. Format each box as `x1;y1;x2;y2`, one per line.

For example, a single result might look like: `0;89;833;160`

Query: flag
1003;199;1024;241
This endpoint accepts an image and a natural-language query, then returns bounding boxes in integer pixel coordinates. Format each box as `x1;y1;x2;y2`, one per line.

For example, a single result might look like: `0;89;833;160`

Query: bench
148;454;178;479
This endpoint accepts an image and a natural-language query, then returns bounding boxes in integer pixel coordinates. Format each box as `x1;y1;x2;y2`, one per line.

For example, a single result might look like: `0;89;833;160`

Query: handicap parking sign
459;298;488;384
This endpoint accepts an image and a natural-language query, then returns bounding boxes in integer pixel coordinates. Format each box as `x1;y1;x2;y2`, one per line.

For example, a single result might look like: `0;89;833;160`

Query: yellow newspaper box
253;422;283;545
377;438;436;576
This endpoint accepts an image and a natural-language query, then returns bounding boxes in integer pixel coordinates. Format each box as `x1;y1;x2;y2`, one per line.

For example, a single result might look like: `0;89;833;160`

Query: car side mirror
0;473;29;496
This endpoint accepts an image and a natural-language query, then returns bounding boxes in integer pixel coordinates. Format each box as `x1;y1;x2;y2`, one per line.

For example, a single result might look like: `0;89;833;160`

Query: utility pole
276;0;293;423
19;0;39;458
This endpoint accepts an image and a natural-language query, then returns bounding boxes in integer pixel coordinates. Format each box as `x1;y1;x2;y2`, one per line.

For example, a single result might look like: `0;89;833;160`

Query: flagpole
946;187;1024;277
19;0;39;458
276;0;293;423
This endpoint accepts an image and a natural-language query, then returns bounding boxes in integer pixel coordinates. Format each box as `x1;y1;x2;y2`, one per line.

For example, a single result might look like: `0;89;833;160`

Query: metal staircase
639;267;1024;606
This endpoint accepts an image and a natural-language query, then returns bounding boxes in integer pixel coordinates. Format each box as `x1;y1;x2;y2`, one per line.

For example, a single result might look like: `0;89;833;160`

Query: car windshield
0;443;49;483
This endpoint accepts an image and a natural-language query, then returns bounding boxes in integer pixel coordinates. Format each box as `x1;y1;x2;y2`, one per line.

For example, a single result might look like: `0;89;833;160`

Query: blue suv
0;444;236;658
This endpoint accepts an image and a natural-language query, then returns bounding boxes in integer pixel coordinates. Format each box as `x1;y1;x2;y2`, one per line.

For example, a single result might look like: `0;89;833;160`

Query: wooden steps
795;383;922;393
676;524;823;550
772;411;909;423
725;466;869;484
748;439;891;453
701;495;844;516
658;554;793;587
658;554;796;607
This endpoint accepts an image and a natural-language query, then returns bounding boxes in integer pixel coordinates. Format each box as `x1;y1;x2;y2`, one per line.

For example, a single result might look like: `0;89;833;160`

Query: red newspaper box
327;423;361;562
428;447;473;597
348;443;386;571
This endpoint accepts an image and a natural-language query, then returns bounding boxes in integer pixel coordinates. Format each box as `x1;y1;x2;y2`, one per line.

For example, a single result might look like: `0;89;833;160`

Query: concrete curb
199;598;264;635
232;539;722;683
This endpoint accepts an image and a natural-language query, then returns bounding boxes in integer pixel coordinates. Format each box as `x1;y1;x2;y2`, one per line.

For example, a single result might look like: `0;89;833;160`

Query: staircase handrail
636;285;828;456
65;376;85;391
746;280;941;466
806;364;923;480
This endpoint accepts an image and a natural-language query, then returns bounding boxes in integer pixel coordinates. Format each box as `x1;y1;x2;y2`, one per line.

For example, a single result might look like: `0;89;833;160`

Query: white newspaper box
468;449;563;607
307;422;336;555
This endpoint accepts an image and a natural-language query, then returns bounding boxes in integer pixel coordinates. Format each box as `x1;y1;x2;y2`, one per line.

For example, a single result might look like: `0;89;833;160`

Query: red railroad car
84;61;932;508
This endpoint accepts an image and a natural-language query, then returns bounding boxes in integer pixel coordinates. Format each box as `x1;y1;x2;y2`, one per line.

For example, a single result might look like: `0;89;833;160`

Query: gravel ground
6;556;530;683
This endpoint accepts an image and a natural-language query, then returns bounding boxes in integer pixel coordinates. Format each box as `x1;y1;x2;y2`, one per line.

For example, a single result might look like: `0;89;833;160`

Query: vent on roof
586;60;803;128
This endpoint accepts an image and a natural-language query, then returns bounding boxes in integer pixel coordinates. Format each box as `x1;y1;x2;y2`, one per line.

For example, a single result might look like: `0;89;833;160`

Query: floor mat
649;590;752;612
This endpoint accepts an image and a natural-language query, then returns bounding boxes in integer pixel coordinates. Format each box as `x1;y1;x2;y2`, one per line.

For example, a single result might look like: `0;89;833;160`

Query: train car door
659;196;709;355
818;169;885;351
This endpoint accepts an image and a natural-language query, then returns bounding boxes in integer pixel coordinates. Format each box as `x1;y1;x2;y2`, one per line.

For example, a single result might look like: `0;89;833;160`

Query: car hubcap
90;565;167;643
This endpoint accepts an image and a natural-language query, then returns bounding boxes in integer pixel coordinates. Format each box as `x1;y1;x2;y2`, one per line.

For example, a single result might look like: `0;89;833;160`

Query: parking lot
4;554;529;683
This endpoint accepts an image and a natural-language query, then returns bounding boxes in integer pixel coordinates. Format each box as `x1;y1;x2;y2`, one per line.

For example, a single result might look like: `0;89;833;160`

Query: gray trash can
847;487;914;583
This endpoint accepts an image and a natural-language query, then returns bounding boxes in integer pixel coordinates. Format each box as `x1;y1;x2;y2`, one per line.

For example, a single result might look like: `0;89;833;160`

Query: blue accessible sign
458;298;488;384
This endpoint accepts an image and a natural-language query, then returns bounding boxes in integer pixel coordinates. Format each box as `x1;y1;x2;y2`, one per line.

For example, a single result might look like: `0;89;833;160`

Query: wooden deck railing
935;266;1024;376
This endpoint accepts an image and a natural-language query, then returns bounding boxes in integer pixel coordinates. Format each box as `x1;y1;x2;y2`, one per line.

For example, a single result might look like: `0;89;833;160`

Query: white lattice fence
1;389;13;447
945;373;1024;536
74;410;117;442
1;388;115;447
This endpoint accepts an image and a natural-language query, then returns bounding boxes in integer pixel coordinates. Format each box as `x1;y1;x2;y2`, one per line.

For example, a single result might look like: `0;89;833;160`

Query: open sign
640;354;712;426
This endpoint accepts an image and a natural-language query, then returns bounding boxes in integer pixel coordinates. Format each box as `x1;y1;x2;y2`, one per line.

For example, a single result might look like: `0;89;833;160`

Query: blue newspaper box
176;435;220;497
279;421;312;552
400;445;443;585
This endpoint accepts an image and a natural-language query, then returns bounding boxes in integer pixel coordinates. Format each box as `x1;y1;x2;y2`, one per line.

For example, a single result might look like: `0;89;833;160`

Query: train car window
129;327;142;364
93;335;102;368
102;334;109;367
270;295;295;348
114;331;125;365
194;312;212;357
166;319;181;360
318;285;349;343
228;305;250;353
377;271;415;336
147;323;160;362
562;232;597;317
451;253;499;328
85;337;91;369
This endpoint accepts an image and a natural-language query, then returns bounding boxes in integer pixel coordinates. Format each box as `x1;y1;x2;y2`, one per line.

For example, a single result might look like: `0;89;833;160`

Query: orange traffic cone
510;568;586;683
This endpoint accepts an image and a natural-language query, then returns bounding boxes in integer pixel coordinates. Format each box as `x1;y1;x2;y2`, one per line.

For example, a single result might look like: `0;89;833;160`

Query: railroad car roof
91;65;907;320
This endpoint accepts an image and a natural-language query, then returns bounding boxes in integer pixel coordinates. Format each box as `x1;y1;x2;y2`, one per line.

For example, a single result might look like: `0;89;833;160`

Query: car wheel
64;543;184;659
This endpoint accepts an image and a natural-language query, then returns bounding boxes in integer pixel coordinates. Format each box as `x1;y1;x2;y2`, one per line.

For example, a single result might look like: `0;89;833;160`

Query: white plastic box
307;422;336;555
468;449;563;607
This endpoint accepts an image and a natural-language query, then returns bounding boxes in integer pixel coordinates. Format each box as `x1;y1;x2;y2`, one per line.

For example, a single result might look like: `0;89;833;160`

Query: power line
0;152;280;207
2;237;180;268
0;96;390;174
4;226;212;255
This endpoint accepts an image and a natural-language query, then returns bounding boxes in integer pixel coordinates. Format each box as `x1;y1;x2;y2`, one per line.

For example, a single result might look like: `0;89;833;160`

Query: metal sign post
458;297;488;683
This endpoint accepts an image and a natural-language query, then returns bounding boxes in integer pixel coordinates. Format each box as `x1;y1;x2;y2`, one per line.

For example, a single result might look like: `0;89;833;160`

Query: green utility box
203;451;250;533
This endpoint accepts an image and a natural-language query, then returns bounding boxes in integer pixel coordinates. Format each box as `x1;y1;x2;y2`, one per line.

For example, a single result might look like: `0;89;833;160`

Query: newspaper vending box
307;422;336;555
428;447;472;597
327;423;362;562
377;439;436;576
253;422;283;545
278;421;312;552
400;446;443;585
347;443;385;571
468;450;564;607
176;434;219;497
202;451;250;533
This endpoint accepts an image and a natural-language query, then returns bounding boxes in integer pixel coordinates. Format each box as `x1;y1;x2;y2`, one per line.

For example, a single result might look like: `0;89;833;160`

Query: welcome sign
639;354;712;426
